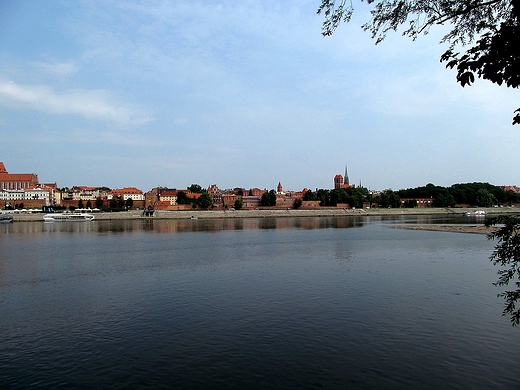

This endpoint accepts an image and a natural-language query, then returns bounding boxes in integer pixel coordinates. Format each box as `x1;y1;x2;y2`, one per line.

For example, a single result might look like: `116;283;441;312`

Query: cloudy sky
1;1;518;192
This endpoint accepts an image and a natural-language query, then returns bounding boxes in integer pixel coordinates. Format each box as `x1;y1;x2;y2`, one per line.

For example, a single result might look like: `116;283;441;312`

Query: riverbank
391;224;499;234
8;206;520;222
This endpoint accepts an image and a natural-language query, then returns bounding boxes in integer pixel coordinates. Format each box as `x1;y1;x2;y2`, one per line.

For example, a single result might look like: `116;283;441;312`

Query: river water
0;215;518;389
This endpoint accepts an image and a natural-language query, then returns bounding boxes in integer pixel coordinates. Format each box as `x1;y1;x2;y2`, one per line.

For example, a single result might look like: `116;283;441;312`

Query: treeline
397;182;520;207
303;187;369;208
298;182;518;209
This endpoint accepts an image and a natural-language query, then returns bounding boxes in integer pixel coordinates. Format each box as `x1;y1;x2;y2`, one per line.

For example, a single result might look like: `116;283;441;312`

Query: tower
334;174;344;189
344;165;350;187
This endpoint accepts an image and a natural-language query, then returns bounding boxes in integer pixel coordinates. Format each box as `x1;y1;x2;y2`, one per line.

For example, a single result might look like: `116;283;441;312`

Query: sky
0;0;518;192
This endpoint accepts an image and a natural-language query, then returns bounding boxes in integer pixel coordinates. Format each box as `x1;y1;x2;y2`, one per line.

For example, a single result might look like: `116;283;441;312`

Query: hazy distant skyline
1;1;518;192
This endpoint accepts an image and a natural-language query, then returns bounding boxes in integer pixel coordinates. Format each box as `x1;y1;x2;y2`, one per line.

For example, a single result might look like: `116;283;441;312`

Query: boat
43;211;95;222
0;213;13;223
464;210;487;216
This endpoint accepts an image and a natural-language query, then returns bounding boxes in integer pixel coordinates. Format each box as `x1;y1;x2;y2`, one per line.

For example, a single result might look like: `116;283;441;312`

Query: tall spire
344;165;349;186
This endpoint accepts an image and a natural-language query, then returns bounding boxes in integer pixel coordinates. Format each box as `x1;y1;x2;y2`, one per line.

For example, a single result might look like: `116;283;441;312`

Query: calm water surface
0;216;518;389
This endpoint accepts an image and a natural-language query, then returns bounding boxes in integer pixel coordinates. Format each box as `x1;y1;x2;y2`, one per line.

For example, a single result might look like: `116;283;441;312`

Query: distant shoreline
9;207;520;222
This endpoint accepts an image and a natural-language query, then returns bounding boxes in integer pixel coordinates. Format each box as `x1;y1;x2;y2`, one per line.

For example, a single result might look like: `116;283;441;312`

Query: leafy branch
486;216;520;325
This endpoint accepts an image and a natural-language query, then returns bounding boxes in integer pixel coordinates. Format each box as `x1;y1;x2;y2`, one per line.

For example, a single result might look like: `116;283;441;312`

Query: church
334;166;354;189
0;162;39;190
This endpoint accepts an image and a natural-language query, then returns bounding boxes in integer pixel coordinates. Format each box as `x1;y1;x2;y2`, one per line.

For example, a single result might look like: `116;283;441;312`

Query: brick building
0;162;39;190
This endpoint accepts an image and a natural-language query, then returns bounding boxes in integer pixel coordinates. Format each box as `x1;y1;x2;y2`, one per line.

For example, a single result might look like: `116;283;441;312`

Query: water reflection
1;216;368;235
0;214;489;236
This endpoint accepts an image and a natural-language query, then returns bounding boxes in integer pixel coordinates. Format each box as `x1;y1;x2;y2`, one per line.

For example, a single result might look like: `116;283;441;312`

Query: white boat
43;211;95;222
464;210;487;216
0;213;13;223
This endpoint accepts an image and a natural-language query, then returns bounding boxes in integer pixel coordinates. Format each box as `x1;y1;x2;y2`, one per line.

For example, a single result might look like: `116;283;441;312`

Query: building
334;174;344;189
334;166;354;189
0;185;54;209
207;184;222;207
0;162;39;190
108;187;145;209
502;185;520;193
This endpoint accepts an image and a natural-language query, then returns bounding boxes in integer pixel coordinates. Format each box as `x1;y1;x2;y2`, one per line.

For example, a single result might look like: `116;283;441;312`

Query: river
0;216;518;389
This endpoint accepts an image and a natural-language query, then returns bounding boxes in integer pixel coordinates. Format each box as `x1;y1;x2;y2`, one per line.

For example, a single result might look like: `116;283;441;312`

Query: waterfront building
0;185;53;209
109;187;145;202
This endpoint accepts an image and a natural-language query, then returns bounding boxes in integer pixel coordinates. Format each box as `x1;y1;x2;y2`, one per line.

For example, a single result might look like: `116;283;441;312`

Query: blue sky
1;0;518;192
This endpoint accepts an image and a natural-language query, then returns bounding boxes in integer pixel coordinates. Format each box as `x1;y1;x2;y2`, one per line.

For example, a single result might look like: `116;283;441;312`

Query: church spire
344;165;349;186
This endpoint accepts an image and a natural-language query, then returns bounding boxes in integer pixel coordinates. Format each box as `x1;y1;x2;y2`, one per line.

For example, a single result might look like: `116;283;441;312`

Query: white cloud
0;80;153;125
31;60;77;76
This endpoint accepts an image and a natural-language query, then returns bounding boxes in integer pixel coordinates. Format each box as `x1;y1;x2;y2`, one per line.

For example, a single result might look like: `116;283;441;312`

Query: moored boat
464;210;487;216
0;213;13;223
43;211;95;222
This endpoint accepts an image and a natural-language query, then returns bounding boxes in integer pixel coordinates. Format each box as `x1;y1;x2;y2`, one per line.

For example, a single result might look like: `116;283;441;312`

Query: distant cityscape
1;161;519;212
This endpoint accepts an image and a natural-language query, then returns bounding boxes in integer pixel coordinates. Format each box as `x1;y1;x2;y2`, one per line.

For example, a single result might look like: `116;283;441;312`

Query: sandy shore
390;224;499;234
7;206;519;223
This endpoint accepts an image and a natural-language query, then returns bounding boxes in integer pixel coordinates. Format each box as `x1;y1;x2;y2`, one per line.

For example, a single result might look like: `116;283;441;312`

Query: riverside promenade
9;207;520;222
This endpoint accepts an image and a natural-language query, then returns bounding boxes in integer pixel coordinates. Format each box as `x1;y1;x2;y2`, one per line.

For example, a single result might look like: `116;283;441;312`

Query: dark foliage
318;0;520;124
486;215;520;325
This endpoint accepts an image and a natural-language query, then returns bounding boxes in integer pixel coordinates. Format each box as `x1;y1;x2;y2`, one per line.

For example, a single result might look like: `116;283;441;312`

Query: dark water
0;216;518;389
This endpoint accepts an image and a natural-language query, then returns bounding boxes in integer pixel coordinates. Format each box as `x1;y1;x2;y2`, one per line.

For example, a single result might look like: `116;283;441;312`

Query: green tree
316;189;331;206
177;191;189;204
95;196;103;209
234;198;243;210
379;189;401;208
197;192;212;209
506;190;520;205
261;190;277;206
475;188;495;207
293;198;303;209
78;199;84;208
486;216;520;325
318;0;520;124
303;189;317;201
188;184;204;193
125;198;134;210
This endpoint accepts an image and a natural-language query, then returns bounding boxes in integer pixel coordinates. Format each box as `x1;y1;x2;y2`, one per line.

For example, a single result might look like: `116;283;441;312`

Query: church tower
344;166;350;186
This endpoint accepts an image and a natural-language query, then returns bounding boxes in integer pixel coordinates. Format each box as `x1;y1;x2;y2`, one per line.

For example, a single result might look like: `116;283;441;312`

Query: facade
158;190;179;205
0;185;53;209
400;197;433;208
207;184;222;207
334;174;344;189
503;185;520;193
109;187;145;202
0;162;39;191
108;187;145;209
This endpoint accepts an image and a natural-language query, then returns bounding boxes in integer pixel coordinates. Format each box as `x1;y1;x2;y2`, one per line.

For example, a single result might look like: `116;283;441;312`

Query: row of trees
256;182;518;209
398;182;520;207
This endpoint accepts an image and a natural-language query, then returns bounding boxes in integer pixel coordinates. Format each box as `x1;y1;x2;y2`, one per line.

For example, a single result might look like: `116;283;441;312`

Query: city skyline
0;160;516;194
1;1;518;191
